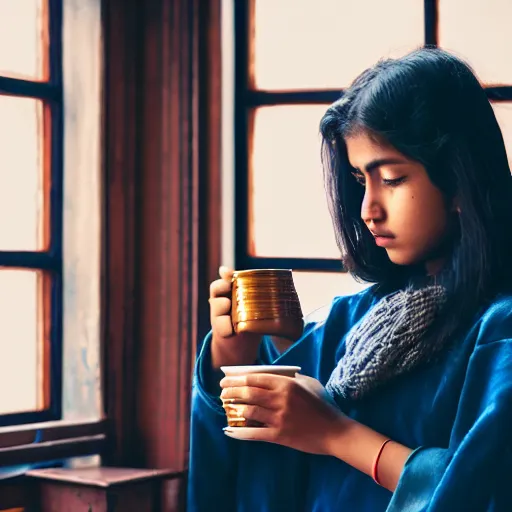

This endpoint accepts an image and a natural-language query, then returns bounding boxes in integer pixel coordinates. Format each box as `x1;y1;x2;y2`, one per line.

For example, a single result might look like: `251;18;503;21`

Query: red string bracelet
372;438;392;486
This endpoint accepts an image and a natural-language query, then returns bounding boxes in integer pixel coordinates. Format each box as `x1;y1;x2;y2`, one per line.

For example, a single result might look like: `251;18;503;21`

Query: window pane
0;0;45;80
493;102;512;169
251;105;339;259
253;0;424;90
293;271;370;317
0;270;44;414
0;96;44;250
438;0;512;85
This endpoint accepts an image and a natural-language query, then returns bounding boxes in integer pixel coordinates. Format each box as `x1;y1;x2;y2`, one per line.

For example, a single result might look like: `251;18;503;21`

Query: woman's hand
221;372;413;491
220;373;349;455
209;266;262;368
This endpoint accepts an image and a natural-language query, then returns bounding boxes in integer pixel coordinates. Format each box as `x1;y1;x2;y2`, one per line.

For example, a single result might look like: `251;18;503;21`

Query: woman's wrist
324;416;387;474
210;332;262;369
324;416;412;492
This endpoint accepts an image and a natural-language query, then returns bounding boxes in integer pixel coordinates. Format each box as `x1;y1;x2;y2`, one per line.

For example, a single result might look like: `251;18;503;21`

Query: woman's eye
382;176;407;187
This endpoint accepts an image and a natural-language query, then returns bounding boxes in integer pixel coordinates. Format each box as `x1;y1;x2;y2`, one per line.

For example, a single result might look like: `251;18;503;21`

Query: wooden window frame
0;0;63;426
0;0;105;486
234;0;512;273
0;0;221;508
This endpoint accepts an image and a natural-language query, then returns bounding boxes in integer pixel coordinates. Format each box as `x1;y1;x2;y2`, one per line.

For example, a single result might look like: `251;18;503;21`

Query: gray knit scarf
326;285;447;402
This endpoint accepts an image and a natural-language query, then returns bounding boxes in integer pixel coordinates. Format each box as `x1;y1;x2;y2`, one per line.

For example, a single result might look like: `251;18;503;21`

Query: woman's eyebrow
353;158;409;174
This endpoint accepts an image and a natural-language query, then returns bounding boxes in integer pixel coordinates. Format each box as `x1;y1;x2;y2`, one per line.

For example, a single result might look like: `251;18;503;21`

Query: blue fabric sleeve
187;290;373;511
388;340;512;511
187;331;285;511
187;332;239;512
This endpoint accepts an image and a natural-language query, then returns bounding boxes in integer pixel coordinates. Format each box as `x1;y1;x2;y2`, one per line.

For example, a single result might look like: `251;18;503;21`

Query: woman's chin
384;249;416;266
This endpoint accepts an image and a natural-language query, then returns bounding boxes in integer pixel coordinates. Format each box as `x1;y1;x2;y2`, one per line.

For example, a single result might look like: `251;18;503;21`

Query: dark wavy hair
320;47;512;337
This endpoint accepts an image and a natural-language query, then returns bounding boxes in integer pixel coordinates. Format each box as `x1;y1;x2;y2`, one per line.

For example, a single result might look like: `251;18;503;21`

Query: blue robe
188;287;512;511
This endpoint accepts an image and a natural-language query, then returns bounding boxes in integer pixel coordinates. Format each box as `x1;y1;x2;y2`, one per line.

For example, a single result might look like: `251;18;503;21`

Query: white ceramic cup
220;365;301;427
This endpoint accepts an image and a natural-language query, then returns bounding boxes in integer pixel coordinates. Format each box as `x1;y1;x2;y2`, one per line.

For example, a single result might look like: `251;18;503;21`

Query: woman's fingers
209;266;234;298
219;266;234;280
212;315;234;338
210;278;232;298
209;267;234;338
224;404;275;427
209;297;231;317
221;385;277;407
209;296;233;338
220;373;289;390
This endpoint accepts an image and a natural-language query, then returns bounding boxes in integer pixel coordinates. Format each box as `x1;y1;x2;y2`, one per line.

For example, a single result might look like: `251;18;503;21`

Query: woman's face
345;131;451;271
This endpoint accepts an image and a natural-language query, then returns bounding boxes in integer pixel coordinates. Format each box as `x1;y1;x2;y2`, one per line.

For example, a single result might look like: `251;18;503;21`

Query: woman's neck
426;257;446;276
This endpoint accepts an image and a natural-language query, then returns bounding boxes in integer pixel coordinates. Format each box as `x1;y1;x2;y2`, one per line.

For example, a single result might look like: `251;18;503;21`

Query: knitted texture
326;285;447;401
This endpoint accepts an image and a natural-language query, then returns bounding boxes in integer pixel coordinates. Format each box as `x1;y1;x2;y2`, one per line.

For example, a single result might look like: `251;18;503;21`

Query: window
0;0;103;480
232;0;512;315
0;0;63;425
437;0;512;166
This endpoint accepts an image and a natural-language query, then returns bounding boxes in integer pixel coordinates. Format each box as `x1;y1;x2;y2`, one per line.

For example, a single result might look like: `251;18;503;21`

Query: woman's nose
361;188;385;225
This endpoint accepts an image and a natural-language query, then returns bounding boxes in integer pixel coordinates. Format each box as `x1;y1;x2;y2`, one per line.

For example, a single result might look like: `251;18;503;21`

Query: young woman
188;48;512;511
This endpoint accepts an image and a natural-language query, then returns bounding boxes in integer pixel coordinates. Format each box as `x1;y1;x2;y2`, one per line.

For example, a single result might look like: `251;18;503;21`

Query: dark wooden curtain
102;0;222;510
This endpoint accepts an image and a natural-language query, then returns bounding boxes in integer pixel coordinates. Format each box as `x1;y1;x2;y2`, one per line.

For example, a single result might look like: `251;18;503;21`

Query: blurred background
0;0;509;510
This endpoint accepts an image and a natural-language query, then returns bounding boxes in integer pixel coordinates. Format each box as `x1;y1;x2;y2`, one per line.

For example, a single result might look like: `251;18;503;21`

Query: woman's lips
371;231;396;247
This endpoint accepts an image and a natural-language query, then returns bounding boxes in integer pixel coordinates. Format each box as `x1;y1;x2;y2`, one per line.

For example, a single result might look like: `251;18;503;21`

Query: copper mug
231;269;304;341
